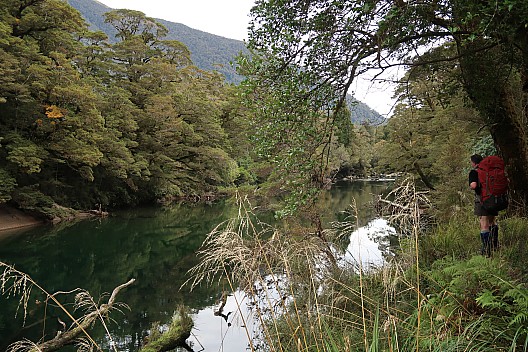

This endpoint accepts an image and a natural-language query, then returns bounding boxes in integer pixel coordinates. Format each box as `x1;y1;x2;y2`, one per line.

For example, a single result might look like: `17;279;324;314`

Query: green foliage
471;135;497;157
0;168;17;203
237;51;336;215
426;256;506;314
0;0;392;219
247;0;528;207
477;284;528;329
4;136;47;174
0;1;252;213
498;217;528;277
374;44;493;220
11;185;55;216
418;212;477;264
422;255;528;349
237;48;386;216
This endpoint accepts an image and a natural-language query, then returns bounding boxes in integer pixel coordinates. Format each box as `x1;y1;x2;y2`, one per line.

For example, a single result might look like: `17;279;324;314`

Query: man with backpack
469;154;508;256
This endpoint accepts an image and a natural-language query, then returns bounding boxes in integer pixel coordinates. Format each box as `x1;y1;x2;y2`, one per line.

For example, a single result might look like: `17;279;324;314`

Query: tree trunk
413;161;436;191
491;90;528;209
458;41;528;209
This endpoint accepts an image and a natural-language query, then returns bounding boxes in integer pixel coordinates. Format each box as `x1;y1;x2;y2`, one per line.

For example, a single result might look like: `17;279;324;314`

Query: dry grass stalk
1;262;33;325
378;175;432;237
1;261;134;352
188;186;431;351
377;176;432;352
186;195;344;351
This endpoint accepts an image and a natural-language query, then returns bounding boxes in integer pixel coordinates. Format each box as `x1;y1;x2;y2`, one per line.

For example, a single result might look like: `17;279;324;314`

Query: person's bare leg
480;216;491;231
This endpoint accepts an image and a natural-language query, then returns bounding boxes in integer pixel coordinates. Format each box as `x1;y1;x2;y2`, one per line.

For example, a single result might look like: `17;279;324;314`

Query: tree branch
33;279;136;352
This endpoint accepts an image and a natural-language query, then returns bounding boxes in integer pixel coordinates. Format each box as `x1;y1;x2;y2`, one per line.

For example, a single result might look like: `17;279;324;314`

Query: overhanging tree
247;0;528;207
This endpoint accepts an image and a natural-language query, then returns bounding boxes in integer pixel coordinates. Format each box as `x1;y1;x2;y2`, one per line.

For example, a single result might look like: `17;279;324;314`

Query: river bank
0;205;44;233
0;205;109;236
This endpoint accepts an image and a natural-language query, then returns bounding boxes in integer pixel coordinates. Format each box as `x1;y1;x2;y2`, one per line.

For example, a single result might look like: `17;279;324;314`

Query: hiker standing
469;154;499;256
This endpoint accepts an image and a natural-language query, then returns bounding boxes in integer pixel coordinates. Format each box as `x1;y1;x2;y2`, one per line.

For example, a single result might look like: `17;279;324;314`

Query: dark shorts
474;196;499;216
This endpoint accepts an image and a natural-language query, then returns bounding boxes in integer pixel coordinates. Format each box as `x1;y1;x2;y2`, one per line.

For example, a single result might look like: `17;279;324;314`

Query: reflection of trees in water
0;202;235;350
360;219;399;266
0;182;395;350
319;181;393;227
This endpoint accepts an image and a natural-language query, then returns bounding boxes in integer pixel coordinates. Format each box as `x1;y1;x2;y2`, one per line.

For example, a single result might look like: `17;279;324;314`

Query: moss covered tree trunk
139;309;194;352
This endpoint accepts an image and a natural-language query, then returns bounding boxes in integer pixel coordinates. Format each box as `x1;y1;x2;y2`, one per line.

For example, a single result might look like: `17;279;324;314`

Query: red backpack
477;155;509;212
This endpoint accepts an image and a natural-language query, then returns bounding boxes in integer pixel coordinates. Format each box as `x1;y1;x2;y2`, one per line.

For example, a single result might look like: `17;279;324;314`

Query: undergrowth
188;184;528;352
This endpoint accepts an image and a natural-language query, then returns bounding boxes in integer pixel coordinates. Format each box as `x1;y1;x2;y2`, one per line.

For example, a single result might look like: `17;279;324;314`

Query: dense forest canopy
245;0;528;209
0;1;247;217
4;0;523;220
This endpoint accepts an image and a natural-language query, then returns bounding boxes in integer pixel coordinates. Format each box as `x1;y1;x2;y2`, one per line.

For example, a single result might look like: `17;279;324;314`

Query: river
0;180;395;351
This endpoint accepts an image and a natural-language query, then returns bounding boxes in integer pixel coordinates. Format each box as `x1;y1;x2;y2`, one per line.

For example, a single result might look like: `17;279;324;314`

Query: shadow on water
0;180;395;351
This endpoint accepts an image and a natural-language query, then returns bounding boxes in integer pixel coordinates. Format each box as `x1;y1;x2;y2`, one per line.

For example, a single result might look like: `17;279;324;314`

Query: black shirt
469;169;480;195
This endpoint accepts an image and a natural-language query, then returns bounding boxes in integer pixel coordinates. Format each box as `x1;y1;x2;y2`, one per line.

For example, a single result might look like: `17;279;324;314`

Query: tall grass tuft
187;194;345;351
187;187;425;351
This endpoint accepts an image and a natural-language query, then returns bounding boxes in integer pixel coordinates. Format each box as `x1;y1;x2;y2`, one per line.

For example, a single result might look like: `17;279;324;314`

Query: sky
97;0;254;41
96;0;397;117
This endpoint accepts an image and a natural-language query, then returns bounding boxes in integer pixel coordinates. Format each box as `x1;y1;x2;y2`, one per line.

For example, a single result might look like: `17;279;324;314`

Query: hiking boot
480;231;491;257
490;224;499;251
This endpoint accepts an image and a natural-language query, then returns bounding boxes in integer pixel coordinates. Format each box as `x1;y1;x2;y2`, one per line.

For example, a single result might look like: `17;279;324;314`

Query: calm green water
0;181;393;351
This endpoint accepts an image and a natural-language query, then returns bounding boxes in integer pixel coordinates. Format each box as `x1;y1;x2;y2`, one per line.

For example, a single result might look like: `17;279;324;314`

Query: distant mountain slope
157;19;248;84
68;0;385;124
68;0;247;83
346;95;386;125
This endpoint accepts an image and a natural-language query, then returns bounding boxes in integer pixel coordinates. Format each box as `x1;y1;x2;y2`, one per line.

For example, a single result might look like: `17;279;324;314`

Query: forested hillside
67;0;248;83
0;2;251;219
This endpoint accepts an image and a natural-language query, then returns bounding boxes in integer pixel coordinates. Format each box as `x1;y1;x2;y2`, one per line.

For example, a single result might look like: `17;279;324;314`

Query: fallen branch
30;279;135;352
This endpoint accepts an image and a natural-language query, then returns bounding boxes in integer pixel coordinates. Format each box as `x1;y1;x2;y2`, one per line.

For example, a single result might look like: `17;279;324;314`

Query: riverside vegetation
1;0;528;351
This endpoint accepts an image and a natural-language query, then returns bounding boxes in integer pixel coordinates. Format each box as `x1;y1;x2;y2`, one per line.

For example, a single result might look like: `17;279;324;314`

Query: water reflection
0;181;395;351
339;218;397;271
188;290;256;352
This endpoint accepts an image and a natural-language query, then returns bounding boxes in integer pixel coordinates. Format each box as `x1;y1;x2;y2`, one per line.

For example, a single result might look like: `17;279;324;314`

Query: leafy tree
377;44;501;218
0;167;17;203
102;9;240;202
104;9;168;43
247;0;528;207
238;43;368;215
0;2;247;212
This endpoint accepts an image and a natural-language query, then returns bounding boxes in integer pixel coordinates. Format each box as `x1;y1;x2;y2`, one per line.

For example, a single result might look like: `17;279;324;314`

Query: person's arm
469;170;479;190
